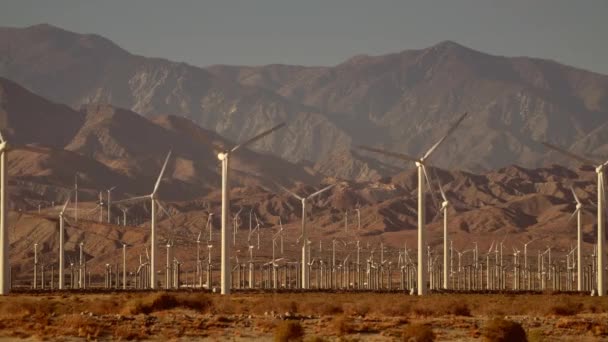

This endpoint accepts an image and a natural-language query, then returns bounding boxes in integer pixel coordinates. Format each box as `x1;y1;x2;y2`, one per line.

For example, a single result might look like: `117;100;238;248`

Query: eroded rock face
3;25;608;181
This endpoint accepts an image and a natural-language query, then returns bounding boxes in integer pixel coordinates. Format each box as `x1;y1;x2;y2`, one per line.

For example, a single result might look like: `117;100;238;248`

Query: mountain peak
431;40;467;50
423;40;479;56
26;23;62;31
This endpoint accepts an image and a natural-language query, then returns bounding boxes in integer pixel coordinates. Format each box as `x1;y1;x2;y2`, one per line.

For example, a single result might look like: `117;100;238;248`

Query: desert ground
0;290;607;341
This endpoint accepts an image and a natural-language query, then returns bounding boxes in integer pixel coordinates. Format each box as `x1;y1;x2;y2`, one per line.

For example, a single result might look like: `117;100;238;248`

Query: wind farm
1;4;608;340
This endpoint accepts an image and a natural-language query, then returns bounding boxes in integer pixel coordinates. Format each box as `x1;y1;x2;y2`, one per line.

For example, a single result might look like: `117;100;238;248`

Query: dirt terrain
0;291;607;341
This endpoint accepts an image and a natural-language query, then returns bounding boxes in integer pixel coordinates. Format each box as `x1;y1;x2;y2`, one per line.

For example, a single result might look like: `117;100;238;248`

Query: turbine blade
570;186;582;206
152;150;173;195
433;168;448;202
231;123;286;153
356;145;418;163
113;195;150;204
601;172;607;214
568;208;580;223
541;141;596;165
156;200;177;226
422;165;439;211
61;194;72;213
274;181;303;201
431;208;442;223
11;145;51;154
308;183;336;199
422;112;468;161
63;216;74;227
0;130;4;143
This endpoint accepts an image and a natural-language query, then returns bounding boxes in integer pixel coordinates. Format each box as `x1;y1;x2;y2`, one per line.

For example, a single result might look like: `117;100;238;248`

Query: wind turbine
542;141;606;296
214;123;286;295
233;207;243;246
58;195;71;290
433;169;450;289
0;131;32;294
106;186;116;223
113;150;172;289
358;112;468;295
276;182;336;289
570;186;584;291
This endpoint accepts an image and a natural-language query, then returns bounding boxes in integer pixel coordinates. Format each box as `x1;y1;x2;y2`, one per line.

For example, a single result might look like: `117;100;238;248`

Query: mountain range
2;24;608;181
0;24;607;282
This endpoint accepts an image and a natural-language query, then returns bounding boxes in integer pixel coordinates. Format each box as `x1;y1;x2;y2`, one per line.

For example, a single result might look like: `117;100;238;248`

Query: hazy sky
2;0;608;74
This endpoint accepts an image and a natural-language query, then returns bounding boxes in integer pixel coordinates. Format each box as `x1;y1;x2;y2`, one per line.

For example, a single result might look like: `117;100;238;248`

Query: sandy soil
0;291;607;341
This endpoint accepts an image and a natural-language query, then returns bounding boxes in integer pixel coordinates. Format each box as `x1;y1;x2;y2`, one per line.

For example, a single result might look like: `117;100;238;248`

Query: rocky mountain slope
0;77;319;209
3;24;608;180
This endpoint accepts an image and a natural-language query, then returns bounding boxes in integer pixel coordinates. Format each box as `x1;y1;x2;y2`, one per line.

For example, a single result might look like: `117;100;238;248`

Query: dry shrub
212;296;238;315
343;302;371;317
276;299;298;313
274;321;304;342
386;302;411;316
402;323;435;342
547;299;582;316
0;298;55;317
122;292;212;315
448;301;472;317
332;315;355;334
305;336;328;342
483;318;527;342
89;297;121;315
113;324;148;341
591;322;608;337
412;303;434;317
256;319;277;333
60;314;100;338
527;329;544;342
301;301;343;316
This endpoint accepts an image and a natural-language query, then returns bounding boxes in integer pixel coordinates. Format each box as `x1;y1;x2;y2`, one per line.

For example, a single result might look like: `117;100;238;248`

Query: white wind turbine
113;151;172;289
358;112;468;295
542;141;606;296
570;186;584;291
106;186;117;223
58;195;71;290
0;132;50;294
432;169;450;290
276;183;336;289
214;123;286;295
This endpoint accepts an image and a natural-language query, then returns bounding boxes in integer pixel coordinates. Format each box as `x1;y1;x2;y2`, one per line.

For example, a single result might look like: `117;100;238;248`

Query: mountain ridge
2;24;608;181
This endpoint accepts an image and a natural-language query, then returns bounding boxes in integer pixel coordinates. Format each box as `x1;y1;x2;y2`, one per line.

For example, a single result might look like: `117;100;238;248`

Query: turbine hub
596;164;604;173
217;152;225;161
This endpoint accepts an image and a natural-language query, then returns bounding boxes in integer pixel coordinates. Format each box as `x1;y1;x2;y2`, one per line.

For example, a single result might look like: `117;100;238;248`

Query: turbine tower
276;183;335;289
570;186;583;291
214;123;286;295
542;141;606;296
0;133;7;294
358;112;467;295
58;195;71;290
113;151;172;289
0;132;53;294
434;170;450;290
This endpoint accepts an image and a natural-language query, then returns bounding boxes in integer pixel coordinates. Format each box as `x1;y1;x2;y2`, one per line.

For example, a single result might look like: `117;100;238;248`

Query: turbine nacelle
217;152;227;161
